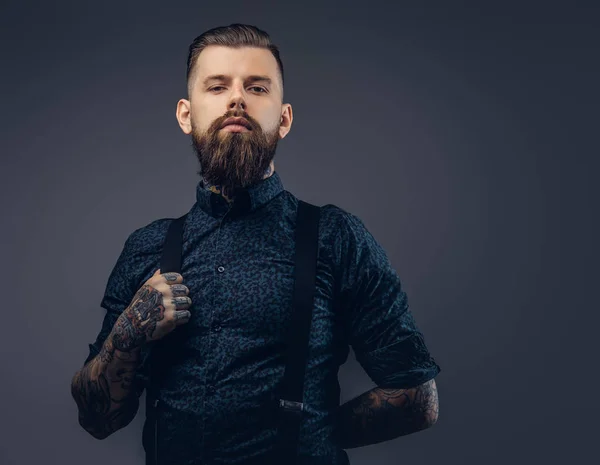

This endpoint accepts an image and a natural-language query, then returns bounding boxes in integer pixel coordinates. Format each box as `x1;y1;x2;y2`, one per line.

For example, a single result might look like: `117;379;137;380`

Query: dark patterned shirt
83;170;441;464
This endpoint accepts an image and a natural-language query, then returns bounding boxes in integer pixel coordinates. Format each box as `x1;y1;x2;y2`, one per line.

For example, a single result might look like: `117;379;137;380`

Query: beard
191;109;280;199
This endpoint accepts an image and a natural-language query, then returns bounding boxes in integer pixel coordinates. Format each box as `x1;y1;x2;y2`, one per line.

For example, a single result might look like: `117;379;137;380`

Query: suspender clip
279;398;304;412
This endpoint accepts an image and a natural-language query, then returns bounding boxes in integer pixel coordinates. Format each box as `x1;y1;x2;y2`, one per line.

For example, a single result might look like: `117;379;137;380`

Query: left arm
334;378;439;449
333;210;442;448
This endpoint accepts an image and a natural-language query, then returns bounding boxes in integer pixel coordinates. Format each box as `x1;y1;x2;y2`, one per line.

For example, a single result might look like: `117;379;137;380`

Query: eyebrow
202;74;273;87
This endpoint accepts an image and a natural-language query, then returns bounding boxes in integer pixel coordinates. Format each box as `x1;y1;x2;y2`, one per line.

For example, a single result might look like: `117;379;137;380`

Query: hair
186;23;285;100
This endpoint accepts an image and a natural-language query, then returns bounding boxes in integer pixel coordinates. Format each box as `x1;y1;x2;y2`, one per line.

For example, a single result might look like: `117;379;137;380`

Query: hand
111;269;192;352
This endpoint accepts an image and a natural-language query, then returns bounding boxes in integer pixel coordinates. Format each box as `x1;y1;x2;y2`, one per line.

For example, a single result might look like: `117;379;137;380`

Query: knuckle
151;283;162;293
148;281;162;292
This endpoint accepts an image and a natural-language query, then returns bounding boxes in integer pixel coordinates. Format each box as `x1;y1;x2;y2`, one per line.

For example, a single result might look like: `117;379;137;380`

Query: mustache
213;110;258;132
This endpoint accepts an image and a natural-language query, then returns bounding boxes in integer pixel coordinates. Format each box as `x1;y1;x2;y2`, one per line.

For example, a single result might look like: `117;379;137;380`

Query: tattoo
199;163;274;203
171;297;188;309
71;337;142;439
263;163;274;179
335;379;439;449
171;284;187;296
119;284;166;347
71;285;169;439
175;311;190;322
163;272;179;282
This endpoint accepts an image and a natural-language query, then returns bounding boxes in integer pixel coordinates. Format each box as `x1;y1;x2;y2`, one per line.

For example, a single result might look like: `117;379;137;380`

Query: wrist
110;312;146;353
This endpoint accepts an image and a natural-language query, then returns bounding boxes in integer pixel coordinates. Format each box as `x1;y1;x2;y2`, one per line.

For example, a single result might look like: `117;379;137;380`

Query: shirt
83;170;441;465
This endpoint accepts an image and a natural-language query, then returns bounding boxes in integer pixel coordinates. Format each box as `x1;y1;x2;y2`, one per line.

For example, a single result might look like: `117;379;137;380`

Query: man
71;23;441;465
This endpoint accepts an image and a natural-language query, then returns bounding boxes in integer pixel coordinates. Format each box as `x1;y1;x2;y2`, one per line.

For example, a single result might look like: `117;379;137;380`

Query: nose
228;96;246;112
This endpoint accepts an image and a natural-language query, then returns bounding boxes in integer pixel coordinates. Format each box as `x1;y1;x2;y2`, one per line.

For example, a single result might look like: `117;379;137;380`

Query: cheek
190;114;211;135
258;114;281;135
191;104;219;130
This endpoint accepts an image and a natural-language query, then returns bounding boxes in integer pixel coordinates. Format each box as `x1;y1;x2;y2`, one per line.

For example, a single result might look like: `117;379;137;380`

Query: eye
208;86;267;93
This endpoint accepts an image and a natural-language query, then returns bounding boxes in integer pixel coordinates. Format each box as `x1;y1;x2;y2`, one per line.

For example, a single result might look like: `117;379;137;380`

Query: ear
176;99;192;135
278;103;293;139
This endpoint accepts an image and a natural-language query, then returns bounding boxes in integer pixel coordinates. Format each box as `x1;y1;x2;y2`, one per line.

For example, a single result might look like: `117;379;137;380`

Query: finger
170;284;189;296
174;310;191;326
162;272;183;284
172;297;192;310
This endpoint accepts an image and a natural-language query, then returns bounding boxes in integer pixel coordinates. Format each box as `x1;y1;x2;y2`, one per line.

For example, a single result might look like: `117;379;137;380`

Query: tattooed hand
111;269;192;351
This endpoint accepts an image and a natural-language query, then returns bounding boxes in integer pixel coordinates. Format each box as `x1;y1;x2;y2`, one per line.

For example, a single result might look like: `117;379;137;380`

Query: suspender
275;199;321;463
146;199;321;465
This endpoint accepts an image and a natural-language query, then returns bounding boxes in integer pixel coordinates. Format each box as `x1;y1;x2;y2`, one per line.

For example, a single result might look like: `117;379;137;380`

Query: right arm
71;271;192;440
70;313;145;440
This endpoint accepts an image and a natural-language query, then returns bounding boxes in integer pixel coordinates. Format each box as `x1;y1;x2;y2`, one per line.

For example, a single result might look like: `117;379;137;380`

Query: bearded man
71;23;441;465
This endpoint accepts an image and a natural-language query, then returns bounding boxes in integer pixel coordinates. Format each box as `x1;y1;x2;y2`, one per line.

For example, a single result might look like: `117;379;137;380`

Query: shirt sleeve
336;211;441;389
83;230;153;398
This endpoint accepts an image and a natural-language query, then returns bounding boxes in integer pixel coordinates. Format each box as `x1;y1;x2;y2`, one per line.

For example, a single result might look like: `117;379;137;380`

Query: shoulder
318;203;365;234
318;203;378;251
123;217;177;256
106;217;176;290
310;204;387;278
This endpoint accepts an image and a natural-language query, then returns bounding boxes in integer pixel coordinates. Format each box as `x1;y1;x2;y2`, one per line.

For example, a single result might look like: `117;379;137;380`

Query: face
176;45;293;199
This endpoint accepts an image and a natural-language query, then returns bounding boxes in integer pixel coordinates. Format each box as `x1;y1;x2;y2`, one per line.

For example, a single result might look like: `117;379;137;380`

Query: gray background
1;1;598;464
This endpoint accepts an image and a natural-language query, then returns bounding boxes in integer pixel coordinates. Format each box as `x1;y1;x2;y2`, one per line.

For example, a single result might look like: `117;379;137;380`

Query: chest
180;219;341;345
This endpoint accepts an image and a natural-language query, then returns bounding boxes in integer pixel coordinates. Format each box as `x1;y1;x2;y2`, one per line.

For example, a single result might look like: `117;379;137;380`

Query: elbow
398;378;439;431
425;408;439;428
70;366;140;440
418;400;439;430
75;399;140;440
89;430;112;441
85;428;111;441
77;411;114;440
417;378;439;429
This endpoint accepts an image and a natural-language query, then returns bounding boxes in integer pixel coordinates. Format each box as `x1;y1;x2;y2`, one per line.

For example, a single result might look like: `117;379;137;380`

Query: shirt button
212;323;222;332
207;384;215;394
217;266;225;273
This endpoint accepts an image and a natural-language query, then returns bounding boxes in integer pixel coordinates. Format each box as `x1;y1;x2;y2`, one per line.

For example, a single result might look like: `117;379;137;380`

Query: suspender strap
145;213;187;465
274;199;321;464
160;215;186;276
149;214;187;398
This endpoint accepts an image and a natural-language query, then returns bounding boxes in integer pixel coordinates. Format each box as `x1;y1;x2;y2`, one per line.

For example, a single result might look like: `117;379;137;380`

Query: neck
201;162;275;203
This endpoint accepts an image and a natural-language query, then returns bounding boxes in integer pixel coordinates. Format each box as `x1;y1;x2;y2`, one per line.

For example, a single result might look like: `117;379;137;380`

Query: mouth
221;117;252;130
221;124;251;133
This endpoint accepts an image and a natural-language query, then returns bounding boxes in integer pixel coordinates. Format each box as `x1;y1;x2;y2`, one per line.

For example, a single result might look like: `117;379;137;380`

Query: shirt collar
194;170;284;218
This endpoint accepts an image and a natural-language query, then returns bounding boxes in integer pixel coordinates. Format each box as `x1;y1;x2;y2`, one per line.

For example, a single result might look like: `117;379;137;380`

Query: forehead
194;45;279;83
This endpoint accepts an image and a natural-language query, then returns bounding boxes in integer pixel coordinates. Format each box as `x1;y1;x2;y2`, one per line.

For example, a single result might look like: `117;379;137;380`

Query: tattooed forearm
71;283;171;439
70;317;144;439
334;379;439;449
